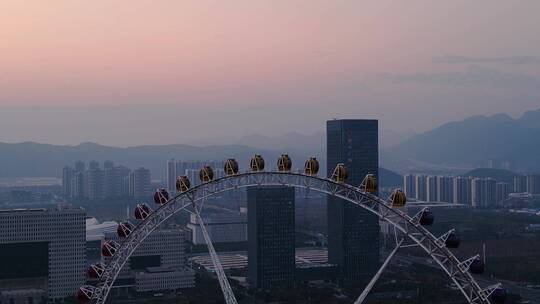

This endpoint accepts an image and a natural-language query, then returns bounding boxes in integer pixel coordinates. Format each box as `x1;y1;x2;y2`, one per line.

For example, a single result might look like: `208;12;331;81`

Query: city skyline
1;2;539;303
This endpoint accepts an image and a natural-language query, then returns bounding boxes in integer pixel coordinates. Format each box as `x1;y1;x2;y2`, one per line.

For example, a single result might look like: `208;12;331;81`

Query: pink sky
1;1;539;144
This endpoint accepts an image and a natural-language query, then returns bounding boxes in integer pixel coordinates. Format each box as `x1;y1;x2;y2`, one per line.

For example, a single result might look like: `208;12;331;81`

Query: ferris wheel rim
88;171;493;304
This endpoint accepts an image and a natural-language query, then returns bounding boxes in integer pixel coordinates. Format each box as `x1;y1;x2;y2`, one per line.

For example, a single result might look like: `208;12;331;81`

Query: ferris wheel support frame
191;199;238;304
90;171;498;304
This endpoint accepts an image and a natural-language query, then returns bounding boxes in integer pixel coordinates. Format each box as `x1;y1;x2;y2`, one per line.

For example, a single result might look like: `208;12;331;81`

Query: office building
188;211;247;245
0;207;86;302
437;176;454;203
327;119;379;282
403;174;416;199
427;176;438;202
102;228;195;293
248;186;295;289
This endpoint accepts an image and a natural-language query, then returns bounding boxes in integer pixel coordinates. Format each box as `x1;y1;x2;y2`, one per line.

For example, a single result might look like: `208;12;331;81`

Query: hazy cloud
380;66;540;89
433;55;540;65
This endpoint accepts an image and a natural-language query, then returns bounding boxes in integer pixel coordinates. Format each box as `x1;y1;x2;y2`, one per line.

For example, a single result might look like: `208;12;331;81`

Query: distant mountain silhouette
379;168;402;188
393;108;540;171
462;168;518;184
0;142;294;179
0;141;402;188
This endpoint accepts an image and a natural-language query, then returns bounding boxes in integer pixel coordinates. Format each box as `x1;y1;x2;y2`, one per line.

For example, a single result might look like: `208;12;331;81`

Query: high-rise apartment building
485;178;497;206
527;175;540;195
427;176;438;202
437;176;454;203
453;177;472;205
514;175;528;193
75;161;86;172
103;160;114;169
89;160;100;170
403;174;416;199
248;186;295;289
471;178;484;208
104;165;131;198
327;119;379;282
415;175;428;201
132;167;151;198
496;182;510;203
85;168;105;200
472;178;497;208
62;166;75;197
0;207;86;302
167;159;176;193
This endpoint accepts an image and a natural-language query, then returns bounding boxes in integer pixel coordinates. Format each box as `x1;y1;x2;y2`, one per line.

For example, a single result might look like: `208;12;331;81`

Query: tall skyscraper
0;207;86;302
327;119;379;282
248;186;295;289
403;174;416;199
427;176;438;202
415;175;428;201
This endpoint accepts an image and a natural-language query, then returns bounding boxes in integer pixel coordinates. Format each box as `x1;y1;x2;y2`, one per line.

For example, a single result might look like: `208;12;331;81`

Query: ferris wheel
77;154;507;304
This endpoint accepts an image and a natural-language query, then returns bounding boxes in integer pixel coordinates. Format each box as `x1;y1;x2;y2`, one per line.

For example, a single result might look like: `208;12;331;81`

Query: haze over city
1;1;540;146
1;2;540;304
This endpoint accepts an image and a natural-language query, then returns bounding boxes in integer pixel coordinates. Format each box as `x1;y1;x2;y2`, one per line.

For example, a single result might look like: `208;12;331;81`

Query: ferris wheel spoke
355;238;405;304
193;208;238;304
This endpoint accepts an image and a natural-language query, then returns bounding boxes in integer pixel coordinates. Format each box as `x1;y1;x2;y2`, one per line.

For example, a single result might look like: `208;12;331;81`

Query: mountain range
393;108;540;172
1;107;539;180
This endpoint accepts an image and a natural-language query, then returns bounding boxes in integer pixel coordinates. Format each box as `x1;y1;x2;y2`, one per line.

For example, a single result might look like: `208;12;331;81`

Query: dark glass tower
248;186;295;290
327;119;380;282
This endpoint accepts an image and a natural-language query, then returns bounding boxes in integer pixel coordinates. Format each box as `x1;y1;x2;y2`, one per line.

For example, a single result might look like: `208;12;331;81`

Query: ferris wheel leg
354;238;404;304
193;208;238;304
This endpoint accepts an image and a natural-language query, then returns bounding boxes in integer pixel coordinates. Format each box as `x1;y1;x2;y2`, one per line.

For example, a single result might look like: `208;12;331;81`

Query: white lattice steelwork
89;171;497;304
